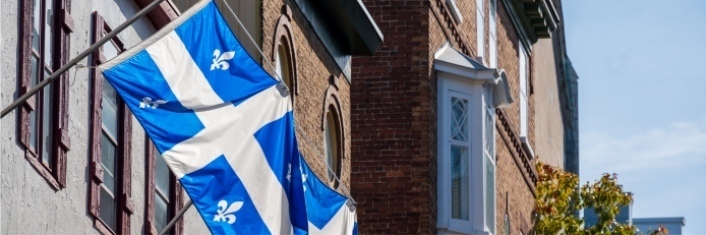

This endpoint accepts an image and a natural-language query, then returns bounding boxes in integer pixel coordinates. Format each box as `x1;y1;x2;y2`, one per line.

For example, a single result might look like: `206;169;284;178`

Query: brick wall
353;0;538;234
493;2;537;233
351;0;434;233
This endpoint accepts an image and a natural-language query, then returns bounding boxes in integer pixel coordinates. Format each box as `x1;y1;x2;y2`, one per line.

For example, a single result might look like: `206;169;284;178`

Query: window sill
446;0;463;24
519;136;535;159
94;218;116;235
25;150;60;190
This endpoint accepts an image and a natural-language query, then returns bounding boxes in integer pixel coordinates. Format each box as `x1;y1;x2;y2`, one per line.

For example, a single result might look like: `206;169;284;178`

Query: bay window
435;44;512;235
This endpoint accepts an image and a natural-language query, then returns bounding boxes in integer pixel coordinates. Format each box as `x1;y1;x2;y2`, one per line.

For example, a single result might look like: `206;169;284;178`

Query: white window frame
519;42;528;137
518;42;535;158
482;87;496;234
437;75;496;235
476;0;485;64
488;0;498;68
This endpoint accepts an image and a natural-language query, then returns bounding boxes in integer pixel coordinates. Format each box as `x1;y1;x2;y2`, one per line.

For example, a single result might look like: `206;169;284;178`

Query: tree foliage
534;162;666;235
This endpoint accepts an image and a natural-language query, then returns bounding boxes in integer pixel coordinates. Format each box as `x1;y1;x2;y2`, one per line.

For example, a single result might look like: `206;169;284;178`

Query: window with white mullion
483;88;496;234
436;44;511;235
448;92;472;226
449;97;469;220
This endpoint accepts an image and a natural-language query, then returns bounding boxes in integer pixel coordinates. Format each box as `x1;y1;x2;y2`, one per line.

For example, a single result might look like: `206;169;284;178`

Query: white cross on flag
98;0;357;234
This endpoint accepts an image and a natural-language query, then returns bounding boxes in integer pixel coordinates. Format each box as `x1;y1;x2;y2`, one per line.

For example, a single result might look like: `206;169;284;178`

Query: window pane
277;43;292;89
451;145;469;220
30;56;40;86
31;0;41;51
101;134;117;193
324;112;339;183
103;41;119;61
451;97;468;141
275;45;283;81
485;108;494;156
154;193;169;233
43;0;54;66
485;155;495;233
41;82;53;164
28;56;39;150
155;153;171;196
102;77;119;139
99;187;117;231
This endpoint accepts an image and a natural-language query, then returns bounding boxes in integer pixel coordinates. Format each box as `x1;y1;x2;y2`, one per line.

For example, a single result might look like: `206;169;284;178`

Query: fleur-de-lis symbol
211;49;236;71
213;200;243;224
286;163;292;182
139;97;167;109
300;165;308;192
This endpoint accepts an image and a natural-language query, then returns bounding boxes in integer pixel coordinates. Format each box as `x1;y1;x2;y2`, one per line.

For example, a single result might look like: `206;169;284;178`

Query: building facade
531;0;579;173
1;0;381;234
350;0;569;234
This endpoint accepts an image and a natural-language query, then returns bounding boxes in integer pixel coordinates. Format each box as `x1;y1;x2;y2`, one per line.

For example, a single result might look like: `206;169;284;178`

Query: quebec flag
98;0;355;234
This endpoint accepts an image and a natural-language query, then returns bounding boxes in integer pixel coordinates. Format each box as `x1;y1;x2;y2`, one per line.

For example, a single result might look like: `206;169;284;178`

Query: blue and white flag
300;158;358;234
98;0;311;234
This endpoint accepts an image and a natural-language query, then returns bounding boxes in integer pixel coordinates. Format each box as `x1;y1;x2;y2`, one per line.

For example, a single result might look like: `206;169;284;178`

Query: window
449;93;471;226
324;107;342;188
275;38;293;94
438;78;495;234
145;141;184;235
519;43;528;137
18;0;71;190
435;44;512;235
488;0;498;68
88;12;133;235
483;87;496;234
476;0;485;63
272;6;297;104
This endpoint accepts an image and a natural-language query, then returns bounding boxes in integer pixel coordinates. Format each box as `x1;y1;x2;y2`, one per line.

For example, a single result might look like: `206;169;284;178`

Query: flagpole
0;0;169;118
158;200;194;235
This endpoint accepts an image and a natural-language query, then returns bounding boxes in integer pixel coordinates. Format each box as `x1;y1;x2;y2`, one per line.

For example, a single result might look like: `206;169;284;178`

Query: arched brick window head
272;4;297;104
321;75;344;189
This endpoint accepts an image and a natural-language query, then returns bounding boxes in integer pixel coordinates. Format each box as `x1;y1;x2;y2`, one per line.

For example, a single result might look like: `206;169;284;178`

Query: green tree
534;162;667;235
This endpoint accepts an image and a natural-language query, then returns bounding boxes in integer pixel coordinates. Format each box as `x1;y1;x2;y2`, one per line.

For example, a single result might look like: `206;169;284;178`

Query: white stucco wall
0;0;207;233
532;38;565;168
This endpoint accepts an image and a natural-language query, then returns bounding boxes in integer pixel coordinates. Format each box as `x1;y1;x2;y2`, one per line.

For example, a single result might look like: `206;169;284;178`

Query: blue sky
564;0;706;233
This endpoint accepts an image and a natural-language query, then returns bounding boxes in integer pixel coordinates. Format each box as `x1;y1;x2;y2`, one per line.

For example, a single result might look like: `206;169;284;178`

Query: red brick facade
352;0;540;234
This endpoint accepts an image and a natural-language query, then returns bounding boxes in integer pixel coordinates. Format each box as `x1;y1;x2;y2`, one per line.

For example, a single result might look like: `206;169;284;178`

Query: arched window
275;38;292;90
324;106;342;188
272;5;297;103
